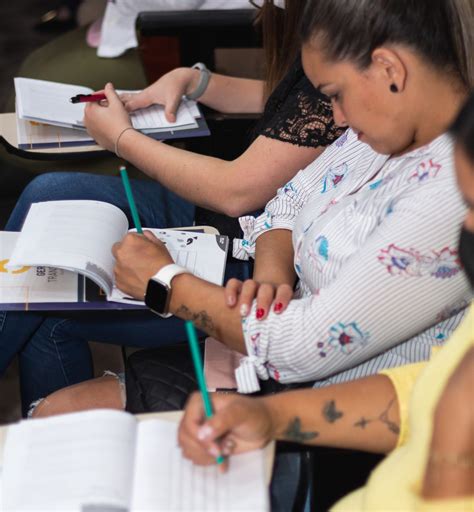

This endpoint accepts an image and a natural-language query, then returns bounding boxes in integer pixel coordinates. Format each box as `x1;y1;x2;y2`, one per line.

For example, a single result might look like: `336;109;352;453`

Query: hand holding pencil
178;386;274;472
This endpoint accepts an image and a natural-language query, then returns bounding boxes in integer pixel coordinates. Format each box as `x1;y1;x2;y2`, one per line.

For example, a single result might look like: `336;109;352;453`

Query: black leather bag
125;343;199;413
125;342;307;414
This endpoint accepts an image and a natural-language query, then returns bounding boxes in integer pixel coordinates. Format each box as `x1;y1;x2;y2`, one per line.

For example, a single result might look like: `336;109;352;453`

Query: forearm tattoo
283;417;319;443
176;304;216;335
322;400;344;423
353;398;400;435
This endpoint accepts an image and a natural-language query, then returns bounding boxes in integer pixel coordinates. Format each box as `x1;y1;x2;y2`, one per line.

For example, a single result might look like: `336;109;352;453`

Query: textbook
1;200;228;311
1;409;269;511
14;77;210;149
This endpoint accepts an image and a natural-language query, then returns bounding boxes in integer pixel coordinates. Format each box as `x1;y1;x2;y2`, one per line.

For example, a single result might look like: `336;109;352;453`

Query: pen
70;93;107;104
119;166;143;234
185;321;225;466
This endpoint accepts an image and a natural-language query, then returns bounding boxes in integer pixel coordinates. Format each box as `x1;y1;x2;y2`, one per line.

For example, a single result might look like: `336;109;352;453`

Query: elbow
221;200;248;218
218;190;255;218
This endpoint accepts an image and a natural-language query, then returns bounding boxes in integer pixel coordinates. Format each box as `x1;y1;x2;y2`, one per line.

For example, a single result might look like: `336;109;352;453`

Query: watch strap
151;263;190;288
185;62;211;101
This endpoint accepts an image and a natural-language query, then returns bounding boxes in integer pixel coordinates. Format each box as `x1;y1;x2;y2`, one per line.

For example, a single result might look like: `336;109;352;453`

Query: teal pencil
119;166;143;234
185;320;225;465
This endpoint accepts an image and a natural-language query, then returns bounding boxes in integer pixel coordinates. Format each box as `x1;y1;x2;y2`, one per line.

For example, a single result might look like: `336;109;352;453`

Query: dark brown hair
255;0;308;98
300;0;473;89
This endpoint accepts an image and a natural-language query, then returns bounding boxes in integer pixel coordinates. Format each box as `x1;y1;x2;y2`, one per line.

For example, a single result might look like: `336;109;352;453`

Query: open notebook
1;201;228;311
1;410;269;511
14;78;209;149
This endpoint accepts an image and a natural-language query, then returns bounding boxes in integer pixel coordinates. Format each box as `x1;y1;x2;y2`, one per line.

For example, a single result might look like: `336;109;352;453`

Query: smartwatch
144;264;190;318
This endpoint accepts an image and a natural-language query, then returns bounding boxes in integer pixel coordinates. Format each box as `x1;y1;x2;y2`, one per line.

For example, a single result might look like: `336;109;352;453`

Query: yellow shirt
333;304;474;511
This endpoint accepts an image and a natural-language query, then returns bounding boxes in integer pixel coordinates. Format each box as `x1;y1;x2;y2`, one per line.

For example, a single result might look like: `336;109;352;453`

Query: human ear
371;48;407;94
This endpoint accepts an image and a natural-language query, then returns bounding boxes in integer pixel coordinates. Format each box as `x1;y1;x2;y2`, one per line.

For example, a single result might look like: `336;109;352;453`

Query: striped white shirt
233;129;471;392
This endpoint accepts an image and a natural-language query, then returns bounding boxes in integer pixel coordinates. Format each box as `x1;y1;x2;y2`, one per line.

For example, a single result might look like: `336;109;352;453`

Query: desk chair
136;9;262;83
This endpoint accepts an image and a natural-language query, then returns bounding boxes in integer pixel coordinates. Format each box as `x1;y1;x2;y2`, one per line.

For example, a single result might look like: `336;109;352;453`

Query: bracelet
184;62;211;101
115;127;135;158
429;452;474;469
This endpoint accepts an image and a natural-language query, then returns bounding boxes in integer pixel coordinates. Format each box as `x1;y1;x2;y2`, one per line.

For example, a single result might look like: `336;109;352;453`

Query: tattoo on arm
283;417;319;443
323;400;344;423
353;398;400;435
175;304;216;335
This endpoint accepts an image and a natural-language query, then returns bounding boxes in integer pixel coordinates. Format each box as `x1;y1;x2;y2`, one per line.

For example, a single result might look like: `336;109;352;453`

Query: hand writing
112;231;173;299
83;82;133;151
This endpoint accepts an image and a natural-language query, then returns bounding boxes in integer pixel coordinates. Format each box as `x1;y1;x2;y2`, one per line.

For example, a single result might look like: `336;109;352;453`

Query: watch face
145;279;170;316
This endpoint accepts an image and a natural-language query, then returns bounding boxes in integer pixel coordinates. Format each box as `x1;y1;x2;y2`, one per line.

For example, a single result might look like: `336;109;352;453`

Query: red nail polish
256;308;265;319
274;302;283;313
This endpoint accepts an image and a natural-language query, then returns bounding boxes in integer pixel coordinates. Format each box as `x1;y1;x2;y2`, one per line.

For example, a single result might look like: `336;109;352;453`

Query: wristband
115;127;135;158
184;63;211;101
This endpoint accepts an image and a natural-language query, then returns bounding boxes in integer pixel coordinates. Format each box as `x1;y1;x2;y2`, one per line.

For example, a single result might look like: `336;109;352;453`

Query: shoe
34;8;77;33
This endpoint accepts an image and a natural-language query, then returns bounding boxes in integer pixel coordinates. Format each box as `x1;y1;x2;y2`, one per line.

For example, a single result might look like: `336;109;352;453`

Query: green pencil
119;166;143;234
185;320;225;465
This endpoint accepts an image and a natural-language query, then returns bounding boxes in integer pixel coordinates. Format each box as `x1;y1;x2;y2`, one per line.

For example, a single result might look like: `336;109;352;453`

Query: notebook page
7;200;129;296
0;231;79;304
1;410;137;511
15;78;91;128
108;230;229;305
128;101;197;131
131;420;269;511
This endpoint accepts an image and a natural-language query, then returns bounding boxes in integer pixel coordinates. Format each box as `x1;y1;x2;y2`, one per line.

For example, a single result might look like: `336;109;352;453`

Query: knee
30;376;125;418
18;172;75;204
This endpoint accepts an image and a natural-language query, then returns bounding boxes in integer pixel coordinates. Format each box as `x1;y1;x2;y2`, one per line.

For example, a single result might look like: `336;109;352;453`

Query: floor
0;1;122;425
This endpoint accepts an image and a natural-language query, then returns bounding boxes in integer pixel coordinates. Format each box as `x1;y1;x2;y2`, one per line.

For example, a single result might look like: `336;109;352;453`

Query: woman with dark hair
0;0;346;413
177;92;474;510
31;0;472;419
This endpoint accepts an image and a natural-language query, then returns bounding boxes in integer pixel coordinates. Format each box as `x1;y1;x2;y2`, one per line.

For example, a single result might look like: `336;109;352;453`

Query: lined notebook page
131;420;269;511
1;410;136;511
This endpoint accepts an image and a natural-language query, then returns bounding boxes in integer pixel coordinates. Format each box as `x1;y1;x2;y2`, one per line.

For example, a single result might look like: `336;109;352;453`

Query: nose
332;102;348;128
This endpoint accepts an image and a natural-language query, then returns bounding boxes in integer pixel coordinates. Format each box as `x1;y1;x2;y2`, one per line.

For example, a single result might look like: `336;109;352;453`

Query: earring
390;84;399;93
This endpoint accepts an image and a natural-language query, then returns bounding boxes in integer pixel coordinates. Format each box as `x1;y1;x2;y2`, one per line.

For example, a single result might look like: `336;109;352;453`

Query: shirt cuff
232;211;295;260
235;304;273;393
379;361;428;447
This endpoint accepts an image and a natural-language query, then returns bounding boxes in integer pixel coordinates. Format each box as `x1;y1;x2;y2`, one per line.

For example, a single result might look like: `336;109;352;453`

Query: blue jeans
1;172;250;415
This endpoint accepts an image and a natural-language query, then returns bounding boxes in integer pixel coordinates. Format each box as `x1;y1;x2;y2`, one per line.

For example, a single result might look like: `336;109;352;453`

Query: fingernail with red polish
256;308;265;320
274;302;283;313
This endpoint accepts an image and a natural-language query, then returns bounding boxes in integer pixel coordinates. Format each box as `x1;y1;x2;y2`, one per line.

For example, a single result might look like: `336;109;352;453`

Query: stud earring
390;84;399;93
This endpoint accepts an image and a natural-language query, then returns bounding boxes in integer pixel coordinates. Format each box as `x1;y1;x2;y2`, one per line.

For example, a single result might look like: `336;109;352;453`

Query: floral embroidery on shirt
316;322;370;358
320;198;338;215
378;245;461;278
283;181;297;195
328;322;370;355
265;362;281;381
307;236;329;271
409;159;442;183
335;131;349;147
321;163;348;193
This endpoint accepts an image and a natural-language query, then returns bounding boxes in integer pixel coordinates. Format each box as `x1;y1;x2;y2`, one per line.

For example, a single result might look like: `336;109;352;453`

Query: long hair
254;0;307;98
299;0;474;89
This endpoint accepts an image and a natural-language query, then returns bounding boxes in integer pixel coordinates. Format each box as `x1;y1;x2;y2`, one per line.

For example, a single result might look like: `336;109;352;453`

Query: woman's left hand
112;231;173;299
83;82;133;152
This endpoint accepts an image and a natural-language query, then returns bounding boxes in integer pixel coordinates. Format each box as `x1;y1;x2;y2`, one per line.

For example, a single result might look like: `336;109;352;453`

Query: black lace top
196;56;342;252
253;55;341;147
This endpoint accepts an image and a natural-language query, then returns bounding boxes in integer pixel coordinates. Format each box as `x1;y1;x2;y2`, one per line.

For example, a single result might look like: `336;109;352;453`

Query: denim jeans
1;172;251;414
